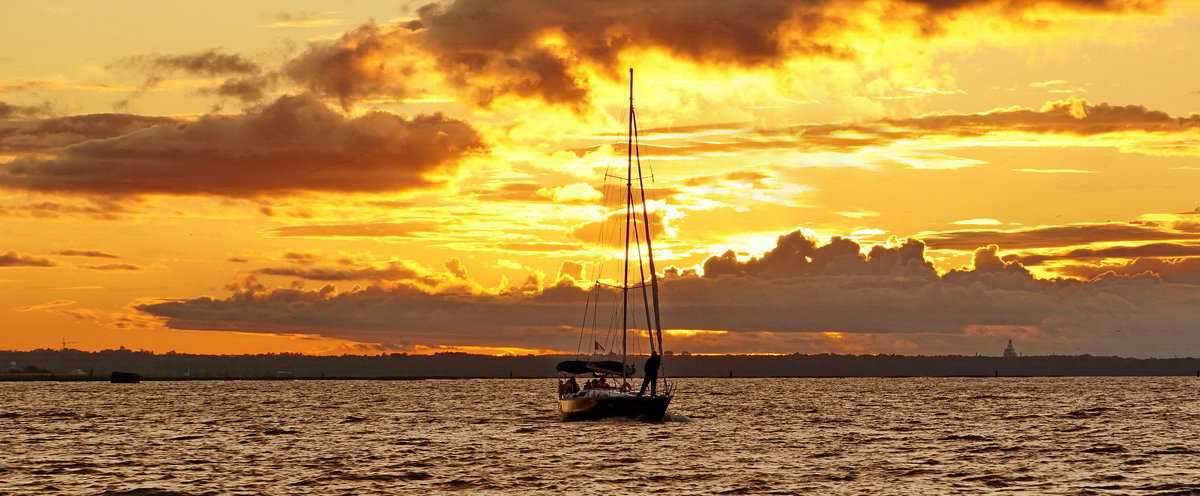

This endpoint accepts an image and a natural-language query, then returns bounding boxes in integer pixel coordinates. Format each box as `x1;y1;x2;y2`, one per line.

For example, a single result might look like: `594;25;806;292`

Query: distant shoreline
3;374;1199;382
3;350;1198;380
2;372;1200;381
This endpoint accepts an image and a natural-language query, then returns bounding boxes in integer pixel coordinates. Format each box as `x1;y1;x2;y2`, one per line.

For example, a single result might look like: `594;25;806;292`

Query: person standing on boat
638;352;661;397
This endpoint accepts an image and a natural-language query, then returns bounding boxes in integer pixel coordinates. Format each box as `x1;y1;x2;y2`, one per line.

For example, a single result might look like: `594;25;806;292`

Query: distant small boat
556;68;673;422
110;371;140;383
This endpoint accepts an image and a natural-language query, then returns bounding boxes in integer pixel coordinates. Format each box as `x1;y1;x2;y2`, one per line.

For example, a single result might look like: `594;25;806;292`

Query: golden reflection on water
1;377;1198;495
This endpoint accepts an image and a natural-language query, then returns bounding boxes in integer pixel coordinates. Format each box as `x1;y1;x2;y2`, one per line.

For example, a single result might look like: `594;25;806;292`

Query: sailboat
556;68;673;422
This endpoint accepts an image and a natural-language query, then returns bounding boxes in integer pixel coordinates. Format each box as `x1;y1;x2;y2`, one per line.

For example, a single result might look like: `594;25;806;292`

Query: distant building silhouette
1003;339;1018;358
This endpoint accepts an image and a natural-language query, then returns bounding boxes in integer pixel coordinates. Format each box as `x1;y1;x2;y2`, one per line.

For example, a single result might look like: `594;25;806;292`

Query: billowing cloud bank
0;94;485;197
138;228;1200;356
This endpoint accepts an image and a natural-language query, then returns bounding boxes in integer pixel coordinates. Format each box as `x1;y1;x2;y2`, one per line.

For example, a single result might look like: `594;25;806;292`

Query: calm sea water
1;377;1198;495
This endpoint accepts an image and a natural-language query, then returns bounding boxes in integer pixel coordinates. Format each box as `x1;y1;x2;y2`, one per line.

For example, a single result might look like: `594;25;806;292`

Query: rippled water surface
2;377;1199;495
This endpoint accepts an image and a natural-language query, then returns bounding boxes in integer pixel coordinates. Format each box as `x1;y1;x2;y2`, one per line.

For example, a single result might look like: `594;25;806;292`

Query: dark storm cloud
920;223;1200;251
0;250;56;267
281;1;1159;108
0;94;485;197
0;113;176;154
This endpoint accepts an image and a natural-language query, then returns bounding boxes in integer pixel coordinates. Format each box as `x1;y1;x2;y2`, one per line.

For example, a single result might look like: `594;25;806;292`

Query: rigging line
584;115;629;362
631;198;657;355
576;282;596;357
592;278;605;353
632;105;665;354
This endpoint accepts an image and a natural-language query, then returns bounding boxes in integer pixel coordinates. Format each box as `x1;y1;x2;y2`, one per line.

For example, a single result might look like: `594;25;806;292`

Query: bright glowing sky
3;0;1200;357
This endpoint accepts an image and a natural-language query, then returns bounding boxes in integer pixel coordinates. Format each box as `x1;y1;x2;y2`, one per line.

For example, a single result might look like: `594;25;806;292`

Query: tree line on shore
3;348;1198;379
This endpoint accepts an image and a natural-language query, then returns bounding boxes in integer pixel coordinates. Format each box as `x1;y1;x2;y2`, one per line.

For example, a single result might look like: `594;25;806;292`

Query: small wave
662;413;691;422
1135;483;1200;495
1147;446;1196;455
97;488;215;496
1067;407;1115;418
962;475;1011;488
939;434;989;441
1083;444;1126;454
437;477;493;490
262;428;299;435
37;411;79;419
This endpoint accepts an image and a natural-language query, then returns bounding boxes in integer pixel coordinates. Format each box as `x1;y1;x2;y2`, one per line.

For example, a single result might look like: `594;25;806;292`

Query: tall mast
632;92;663;353
621;68;633;379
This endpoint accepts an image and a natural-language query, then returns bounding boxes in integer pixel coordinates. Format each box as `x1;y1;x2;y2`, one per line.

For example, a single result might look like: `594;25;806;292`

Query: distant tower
1003;339;1017;358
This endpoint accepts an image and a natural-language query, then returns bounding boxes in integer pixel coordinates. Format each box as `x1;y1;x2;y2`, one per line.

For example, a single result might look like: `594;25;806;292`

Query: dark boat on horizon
556;69;674;422
110;371;140;383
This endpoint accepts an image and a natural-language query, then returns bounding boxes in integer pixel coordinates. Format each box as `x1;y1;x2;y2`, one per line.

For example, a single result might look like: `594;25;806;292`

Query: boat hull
558;395;671;422
110;371;140;383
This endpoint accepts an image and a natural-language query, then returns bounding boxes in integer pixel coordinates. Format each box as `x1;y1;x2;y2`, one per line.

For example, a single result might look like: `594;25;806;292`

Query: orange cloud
82;263;142;271
55;249;120;259
0;199;136;221
0;94;485;197
1054;257;1200;284
0;113;176;153
120;49;261;78
276;0;1163;109
921;222;1200;251
256;261;429;282
1006;242;1200;266
0;250;56;267
284;24;424;108
268;221;442;238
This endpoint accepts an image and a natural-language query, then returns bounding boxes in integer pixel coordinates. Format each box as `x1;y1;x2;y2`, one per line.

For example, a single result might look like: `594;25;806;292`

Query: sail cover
556;360;623;375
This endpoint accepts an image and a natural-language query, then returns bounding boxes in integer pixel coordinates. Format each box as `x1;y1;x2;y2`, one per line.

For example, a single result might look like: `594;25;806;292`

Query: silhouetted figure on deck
563;377;579;395
638;352;661;397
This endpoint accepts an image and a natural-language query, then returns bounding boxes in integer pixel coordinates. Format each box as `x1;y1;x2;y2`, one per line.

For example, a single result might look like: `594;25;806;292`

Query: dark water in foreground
1;378;1198;495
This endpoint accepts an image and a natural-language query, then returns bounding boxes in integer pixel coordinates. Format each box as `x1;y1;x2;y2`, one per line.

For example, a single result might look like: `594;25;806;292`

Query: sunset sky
3;0;1200;357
